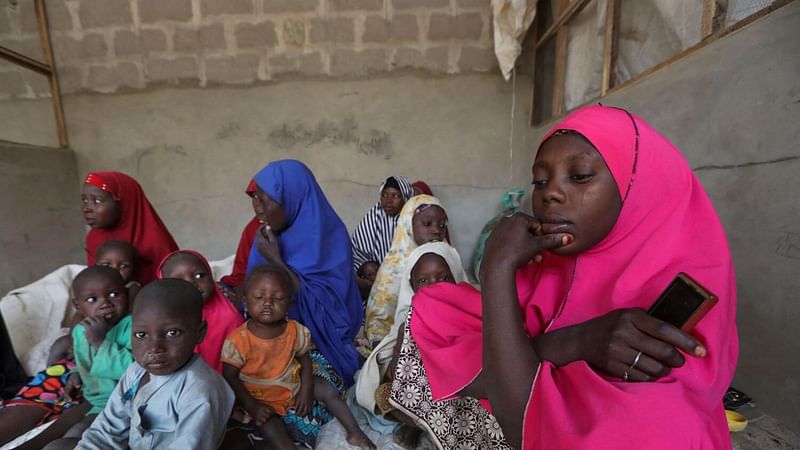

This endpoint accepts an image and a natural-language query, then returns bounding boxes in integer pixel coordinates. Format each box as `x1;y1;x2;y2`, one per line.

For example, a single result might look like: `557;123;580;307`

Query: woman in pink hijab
391;105;738;449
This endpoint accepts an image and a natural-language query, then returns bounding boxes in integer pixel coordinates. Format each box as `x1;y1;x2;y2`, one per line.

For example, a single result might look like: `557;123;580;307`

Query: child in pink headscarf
391;105;738;449
157;250;244;373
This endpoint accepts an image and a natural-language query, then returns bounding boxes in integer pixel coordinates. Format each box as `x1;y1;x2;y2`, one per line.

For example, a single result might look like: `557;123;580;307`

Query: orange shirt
221;320;311;415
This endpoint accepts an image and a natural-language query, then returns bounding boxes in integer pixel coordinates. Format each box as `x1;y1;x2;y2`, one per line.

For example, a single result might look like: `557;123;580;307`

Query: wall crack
693;155;800;172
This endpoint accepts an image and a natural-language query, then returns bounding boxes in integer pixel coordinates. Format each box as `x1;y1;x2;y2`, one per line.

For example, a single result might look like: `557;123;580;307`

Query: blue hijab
246;160;363;385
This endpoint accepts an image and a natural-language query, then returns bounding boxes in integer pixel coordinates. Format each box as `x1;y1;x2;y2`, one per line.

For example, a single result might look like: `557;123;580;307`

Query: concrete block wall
0;0;496;98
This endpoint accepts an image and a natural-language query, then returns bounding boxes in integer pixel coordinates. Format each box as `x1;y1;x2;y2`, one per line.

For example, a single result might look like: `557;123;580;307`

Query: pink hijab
157;250;244;373
411;105;738;449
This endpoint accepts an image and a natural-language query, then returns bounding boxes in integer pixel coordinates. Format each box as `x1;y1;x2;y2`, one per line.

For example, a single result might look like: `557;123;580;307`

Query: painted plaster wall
0;141;84;295
0;72;533;276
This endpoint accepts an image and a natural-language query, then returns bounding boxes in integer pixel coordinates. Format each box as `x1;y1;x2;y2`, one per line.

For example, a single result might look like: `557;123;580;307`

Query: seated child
157;250;244;373
82;171;178;284
351;176;414;301
95;240;141;302
44;266;133;450
1;244;145;447
356;261;379;302
74;279;235;449
365;194;449;348
222;266;376;450
355;242;466;449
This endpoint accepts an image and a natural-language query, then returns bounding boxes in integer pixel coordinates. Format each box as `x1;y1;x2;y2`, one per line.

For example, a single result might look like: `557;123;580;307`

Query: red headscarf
84;172;178;284
411;105;738;449
220;180;262;288
411;180;434;196
157;250;244;373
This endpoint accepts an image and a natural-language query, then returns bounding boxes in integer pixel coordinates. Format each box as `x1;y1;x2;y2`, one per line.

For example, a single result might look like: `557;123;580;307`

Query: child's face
380;186;405;217
132;303;206;376
252;187;287;232
412;205;447;245
410;253;456;293
162;256;214;303
96;247;135;283
245;272;291;326
80;184;120;229
72;274;129;325
532;134;622;255
358;262;379;283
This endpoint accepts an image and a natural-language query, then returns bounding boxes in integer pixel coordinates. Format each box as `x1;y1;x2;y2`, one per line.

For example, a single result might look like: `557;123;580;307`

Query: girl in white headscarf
355;242;467;444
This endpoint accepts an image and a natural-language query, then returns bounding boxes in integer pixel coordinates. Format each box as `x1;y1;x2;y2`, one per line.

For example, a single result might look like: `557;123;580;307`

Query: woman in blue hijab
246;160;363;386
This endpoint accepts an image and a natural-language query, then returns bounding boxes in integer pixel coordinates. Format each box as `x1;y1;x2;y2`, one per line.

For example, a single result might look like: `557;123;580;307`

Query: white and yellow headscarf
363;194;445;345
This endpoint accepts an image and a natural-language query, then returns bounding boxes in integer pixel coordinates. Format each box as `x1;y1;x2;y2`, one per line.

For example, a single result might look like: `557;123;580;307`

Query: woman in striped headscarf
350;176;413;300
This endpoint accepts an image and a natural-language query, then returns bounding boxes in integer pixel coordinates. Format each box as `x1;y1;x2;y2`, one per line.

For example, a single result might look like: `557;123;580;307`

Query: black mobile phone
648;273;718;332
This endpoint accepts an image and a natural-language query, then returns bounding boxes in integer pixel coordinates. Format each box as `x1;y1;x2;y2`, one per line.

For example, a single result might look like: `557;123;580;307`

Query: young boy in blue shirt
76;279;234;449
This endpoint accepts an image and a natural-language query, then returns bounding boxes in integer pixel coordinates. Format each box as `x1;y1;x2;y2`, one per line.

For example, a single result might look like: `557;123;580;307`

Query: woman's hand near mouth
482;212;573;274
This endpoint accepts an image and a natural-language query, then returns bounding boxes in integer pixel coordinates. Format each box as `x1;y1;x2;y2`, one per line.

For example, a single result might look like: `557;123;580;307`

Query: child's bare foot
346;428;376;450
394;424;421;450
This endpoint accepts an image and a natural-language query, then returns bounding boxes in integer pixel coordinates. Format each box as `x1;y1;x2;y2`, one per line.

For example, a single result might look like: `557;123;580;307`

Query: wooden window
528;0;792;127
0;0;69;147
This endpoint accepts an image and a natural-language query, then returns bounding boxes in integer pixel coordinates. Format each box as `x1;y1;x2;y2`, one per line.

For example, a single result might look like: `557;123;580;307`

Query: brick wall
0;0;496;99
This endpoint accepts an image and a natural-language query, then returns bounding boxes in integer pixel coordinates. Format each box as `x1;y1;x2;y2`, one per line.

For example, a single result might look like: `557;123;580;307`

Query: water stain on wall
267;116;392;160
776;232;800;260
127;144;187;173
216;122;241;140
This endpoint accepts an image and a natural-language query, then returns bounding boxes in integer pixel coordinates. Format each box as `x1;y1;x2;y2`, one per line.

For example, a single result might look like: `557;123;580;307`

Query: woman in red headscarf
220;180;262;290
81;172;178;284
411;180;434;197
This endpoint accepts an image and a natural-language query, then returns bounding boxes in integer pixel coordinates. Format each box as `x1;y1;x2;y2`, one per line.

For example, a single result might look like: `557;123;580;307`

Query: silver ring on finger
622;371;629;382
630;351;643;369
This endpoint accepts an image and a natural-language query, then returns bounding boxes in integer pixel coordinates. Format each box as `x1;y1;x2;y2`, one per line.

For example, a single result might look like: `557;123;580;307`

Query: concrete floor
731;415;800;450
314;411;800;450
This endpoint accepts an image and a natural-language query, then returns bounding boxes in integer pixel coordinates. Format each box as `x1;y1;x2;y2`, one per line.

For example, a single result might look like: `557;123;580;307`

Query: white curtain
492;0;537;80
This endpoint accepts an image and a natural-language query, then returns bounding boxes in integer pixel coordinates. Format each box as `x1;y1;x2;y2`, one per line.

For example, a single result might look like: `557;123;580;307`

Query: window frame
528;0;795;127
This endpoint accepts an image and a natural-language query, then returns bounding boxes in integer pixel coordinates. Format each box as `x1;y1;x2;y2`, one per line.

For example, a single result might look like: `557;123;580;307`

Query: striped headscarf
350;176;413;271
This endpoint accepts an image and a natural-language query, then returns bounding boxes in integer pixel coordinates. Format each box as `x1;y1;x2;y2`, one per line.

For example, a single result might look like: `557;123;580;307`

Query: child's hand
256;225;283;264
295;383;314;417
250;404;275;426
82;315;112;349
65;372;83;402
481;213;572;273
